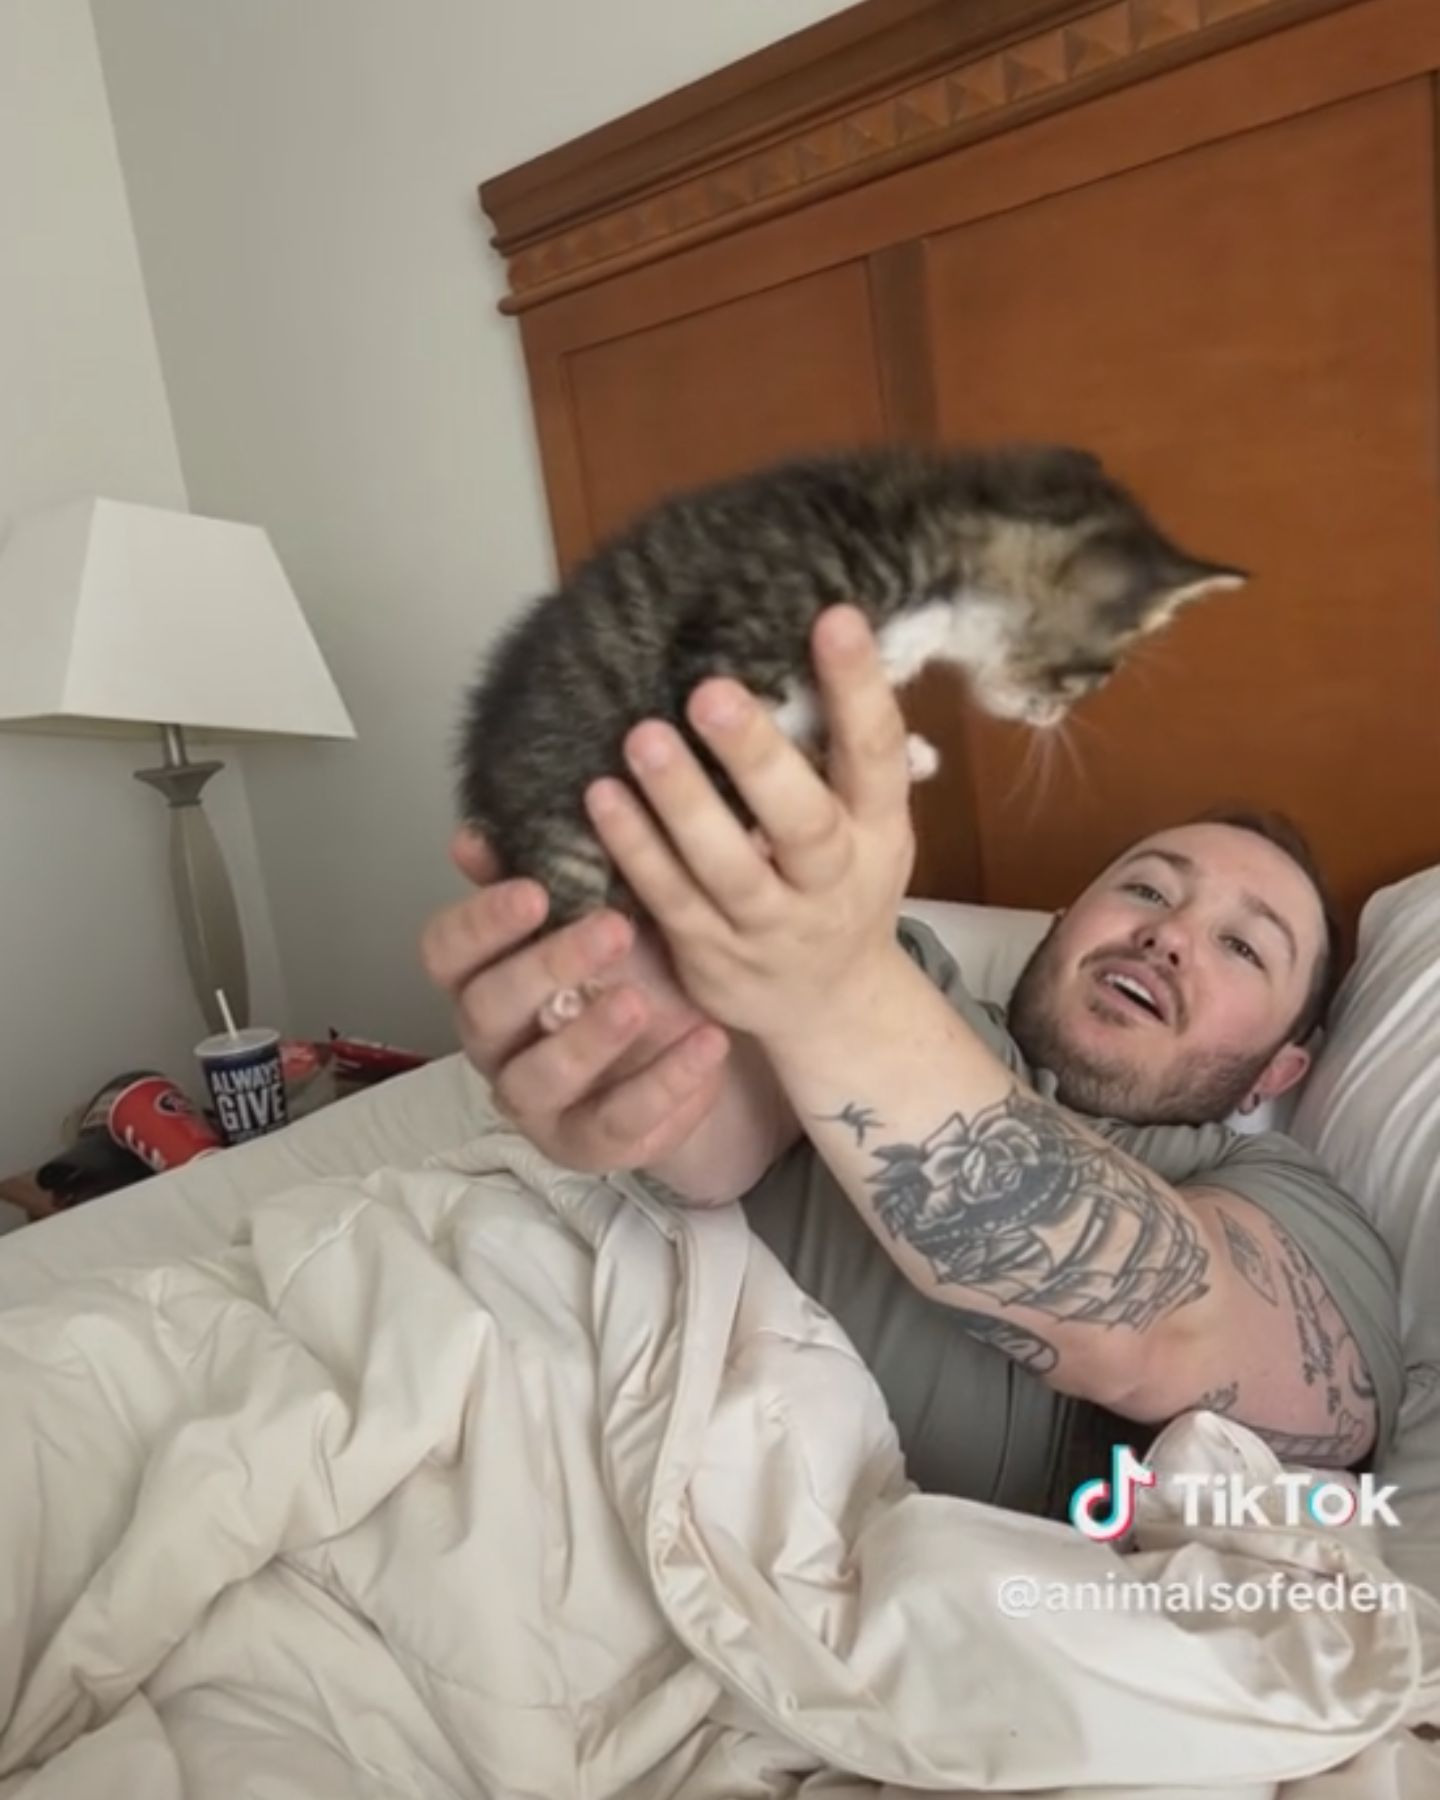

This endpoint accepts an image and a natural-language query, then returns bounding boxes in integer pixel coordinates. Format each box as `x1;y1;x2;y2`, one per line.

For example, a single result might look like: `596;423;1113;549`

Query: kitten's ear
1142;554;1248;630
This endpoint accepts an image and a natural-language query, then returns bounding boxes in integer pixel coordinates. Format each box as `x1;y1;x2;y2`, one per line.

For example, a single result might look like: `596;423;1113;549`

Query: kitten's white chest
875;597;1008;683
769;598;1002;785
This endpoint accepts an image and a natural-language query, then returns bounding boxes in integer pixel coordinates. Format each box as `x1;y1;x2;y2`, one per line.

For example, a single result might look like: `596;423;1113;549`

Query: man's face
1006;824;1325;1125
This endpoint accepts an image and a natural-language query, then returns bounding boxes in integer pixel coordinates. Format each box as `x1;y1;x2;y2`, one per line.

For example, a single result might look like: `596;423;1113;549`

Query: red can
107;1075;223;1173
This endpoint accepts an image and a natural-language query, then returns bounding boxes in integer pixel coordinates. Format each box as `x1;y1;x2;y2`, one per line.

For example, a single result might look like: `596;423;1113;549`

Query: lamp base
135;725;251;1034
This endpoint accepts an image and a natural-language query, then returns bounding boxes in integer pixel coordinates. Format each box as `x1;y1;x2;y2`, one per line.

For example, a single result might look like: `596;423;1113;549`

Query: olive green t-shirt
741;919;1404;1519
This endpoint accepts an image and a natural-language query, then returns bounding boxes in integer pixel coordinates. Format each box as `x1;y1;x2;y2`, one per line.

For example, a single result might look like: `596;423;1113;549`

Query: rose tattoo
864;1087;1210;1329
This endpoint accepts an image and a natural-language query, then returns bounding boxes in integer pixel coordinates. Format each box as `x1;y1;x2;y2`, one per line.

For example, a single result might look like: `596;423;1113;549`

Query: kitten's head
951;446;1246;729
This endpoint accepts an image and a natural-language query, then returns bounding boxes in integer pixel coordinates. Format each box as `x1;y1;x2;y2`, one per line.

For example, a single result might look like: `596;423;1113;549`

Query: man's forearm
643;1031;801;1205
758;945;1213;1406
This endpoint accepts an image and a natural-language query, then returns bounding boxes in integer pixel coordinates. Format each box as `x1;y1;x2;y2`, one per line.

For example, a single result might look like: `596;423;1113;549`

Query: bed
1;890;1438;1796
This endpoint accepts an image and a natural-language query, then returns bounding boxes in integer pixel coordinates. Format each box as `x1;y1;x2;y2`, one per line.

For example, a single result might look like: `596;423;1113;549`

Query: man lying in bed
422;604;1402;1520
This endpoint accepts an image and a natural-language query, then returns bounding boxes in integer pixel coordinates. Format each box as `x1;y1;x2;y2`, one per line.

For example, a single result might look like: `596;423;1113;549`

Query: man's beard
1006;922;1279;1126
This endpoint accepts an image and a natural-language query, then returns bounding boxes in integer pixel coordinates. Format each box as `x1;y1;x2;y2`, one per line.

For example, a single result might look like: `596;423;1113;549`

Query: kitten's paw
905;733;940;782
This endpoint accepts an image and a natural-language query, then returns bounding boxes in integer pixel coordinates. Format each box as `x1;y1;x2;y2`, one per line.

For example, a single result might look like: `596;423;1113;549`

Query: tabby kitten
458;444;1243;926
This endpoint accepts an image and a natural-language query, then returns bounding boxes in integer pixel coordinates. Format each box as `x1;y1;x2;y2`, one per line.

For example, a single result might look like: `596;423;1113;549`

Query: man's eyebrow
1239;891;1298;969
1117;848;1196;879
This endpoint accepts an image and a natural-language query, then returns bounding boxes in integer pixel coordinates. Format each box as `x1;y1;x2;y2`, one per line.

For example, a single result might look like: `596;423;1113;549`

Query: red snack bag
107;1075;223;1173
327;1031;431;1086
280;1039;328;1085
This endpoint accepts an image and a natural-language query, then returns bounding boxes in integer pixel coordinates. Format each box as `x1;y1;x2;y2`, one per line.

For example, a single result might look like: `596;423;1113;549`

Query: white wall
90;0;851;1053
0;0;286;1172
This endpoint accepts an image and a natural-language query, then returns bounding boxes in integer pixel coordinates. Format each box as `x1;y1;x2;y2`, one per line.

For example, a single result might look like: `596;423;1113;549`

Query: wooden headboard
480;0;1440;931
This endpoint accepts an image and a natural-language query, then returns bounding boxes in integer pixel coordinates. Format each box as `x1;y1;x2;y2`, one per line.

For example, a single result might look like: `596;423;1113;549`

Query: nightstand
1;1065;375;1227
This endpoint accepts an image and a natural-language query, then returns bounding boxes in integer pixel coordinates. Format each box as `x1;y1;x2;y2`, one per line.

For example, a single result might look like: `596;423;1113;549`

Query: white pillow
1291;864;1440;1363
898;896;1290;1135
898;896;1052;1007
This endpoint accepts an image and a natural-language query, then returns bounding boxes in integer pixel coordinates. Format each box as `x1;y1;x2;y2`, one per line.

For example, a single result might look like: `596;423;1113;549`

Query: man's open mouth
1092;964;1171;1025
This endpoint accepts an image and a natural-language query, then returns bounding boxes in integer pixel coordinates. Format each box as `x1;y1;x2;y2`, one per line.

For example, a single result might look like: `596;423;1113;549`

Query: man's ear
1245;1042;1313;1109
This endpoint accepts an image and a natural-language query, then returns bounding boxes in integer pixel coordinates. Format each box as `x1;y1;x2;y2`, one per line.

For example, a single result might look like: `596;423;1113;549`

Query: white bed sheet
5;1038;1438;1615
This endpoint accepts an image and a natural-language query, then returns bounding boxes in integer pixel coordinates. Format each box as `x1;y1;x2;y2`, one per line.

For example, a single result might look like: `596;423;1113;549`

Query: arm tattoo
858;1086;1210;1330
945;1307;1058;1373
1217;1210;1279;1306
1180;1378;1369;1465
814;1102;884;1147
1273;1224;1342;1411
1181;1229;1376;1464
1271;1226;1376;1461
1252;1416;1369;1463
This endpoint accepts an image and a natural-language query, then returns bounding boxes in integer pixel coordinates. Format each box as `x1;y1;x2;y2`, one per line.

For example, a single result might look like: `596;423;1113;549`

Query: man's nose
1135;921;1187;967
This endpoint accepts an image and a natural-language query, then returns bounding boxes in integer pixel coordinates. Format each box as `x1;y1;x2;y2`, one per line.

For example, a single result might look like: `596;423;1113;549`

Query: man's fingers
680;683;848;902
449;824;502;884
586;777;730;939
464;909;636;1068
493;986;724;1141
602;1075;727;1171
491;982;651;1123
811;605;912;825
573;1024;731;1165
420;879;548;993
423;889;637;1069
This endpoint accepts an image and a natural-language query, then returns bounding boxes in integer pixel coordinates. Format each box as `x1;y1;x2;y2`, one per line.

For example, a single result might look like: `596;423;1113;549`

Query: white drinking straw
215;989;241;1042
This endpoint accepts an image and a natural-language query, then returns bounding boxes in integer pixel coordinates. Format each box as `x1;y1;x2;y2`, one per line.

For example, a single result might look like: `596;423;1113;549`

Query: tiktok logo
1069;1445;1156;1542
1068;1447;1401;1541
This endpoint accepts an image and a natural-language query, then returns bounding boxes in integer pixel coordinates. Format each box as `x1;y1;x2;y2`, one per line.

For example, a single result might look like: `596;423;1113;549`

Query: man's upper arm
1129;1189;1380;1464
1114;1134;1404;1466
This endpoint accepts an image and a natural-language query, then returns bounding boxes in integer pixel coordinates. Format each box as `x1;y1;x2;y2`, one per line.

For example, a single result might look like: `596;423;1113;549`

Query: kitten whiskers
1001;726;1043;818
1053;718;1094;806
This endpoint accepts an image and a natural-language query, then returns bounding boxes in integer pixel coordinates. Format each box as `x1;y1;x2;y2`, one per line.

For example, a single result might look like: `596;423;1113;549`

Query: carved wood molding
480;0;1363;313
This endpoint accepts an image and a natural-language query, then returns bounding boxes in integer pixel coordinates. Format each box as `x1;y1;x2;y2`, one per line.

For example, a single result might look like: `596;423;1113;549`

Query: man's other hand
420;827;732;1175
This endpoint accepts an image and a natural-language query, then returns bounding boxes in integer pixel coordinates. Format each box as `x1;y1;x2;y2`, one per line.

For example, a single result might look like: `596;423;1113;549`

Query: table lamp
0;496;356;1035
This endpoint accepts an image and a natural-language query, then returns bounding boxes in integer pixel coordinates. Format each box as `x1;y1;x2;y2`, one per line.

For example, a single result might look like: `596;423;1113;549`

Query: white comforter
2;1127;1438;1799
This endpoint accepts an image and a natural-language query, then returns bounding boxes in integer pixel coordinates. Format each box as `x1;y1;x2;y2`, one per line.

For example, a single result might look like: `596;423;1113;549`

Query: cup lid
196;1027;280;1058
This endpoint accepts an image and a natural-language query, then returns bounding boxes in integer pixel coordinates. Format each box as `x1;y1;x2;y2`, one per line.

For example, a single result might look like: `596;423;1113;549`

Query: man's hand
582;605;917;1049
420;829;733;1175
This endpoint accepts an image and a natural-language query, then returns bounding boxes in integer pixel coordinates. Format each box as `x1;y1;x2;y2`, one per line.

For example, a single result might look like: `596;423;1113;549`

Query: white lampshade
0;496;355;739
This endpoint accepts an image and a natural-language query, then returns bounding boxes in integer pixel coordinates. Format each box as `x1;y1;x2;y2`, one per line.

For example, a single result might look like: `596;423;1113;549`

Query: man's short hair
1189;806;1343;1043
